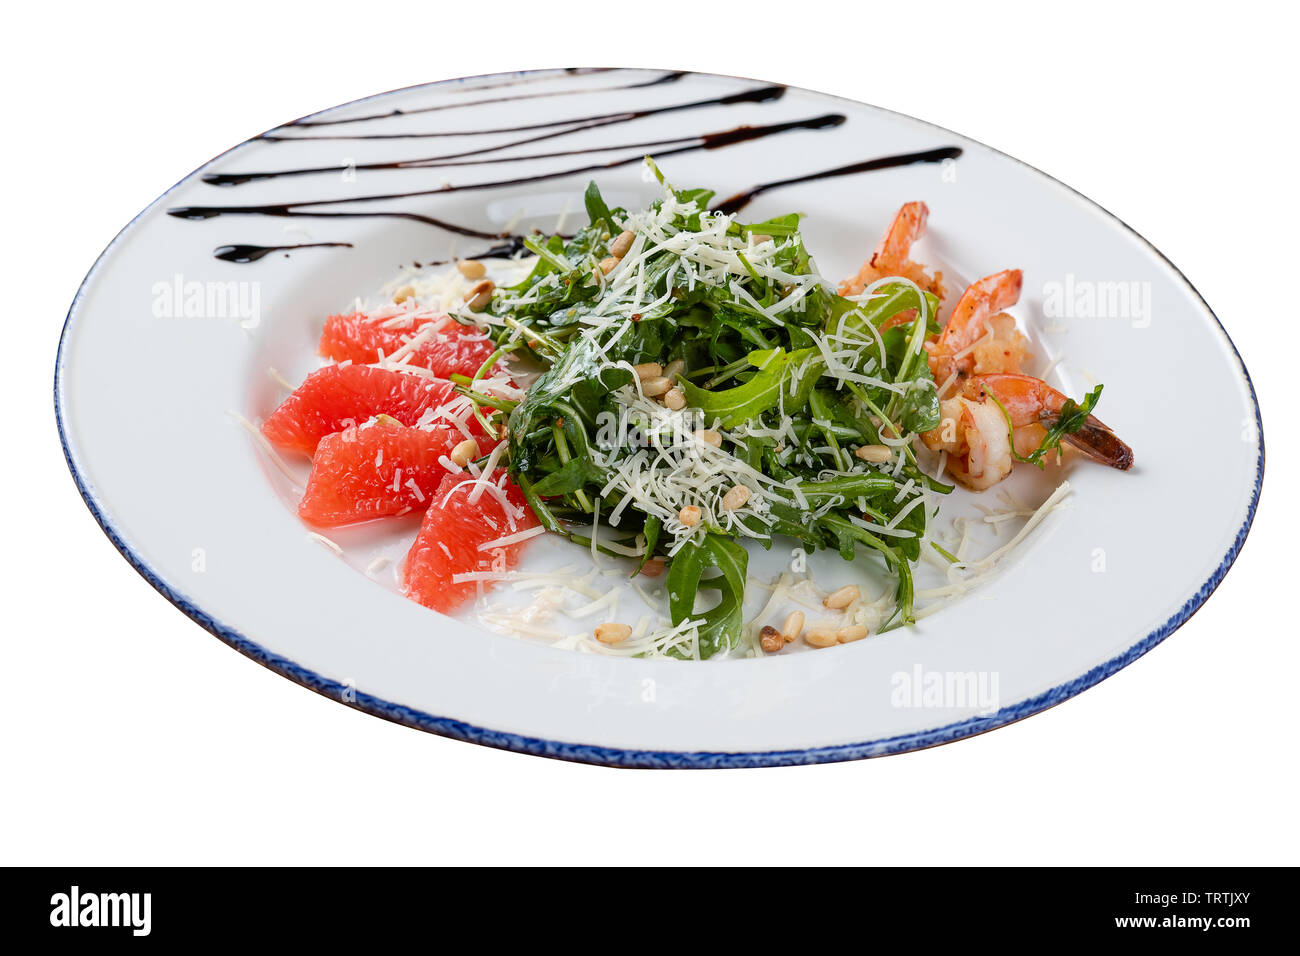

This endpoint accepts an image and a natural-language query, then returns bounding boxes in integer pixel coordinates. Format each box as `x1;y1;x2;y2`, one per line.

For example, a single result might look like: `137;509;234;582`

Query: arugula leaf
530;457;607;497
898;364;941;434
632;516;662;577
584;181;614;227
830;284;940;339
735;212;802;238
818;514;915;627
665;534;749;658
678;347;823;427
798;474;897;503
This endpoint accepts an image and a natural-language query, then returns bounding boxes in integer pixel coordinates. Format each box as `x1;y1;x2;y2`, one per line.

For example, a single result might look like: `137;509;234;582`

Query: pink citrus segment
403;470;539;613
298;420;498;527
261;364;465;458
319;310;499;378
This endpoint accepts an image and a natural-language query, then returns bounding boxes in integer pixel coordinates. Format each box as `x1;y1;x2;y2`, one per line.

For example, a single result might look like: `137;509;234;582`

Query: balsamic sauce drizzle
712;147;964;214
171;115;847;229
208;86;790;186
208;112;836;189
197;209;504;240
287;71;687;128
213;242;354;263
417;238;532;265
434;67;612;95
297;67;615;114
178;75;963;263
205;128;710;186
258;84;787;141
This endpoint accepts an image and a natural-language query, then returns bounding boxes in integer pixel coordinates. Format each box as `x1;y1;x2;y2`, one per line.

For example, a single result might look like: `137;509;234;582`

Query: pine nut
855;444;892;463
664;359;686;380
449;438;480;467
594;622;632;645
633;362;663;381
694;429;722;447
720;484;751;511
456;260;486;279
466;279;494;311
750;233;772;244
393;284;415;304
663;387;686;410
781;610;804;643
824;585;860;609
639;557;665;577
837;624;870;643
678;505;702;527
805;627;839;648
760;625;784;654
599;256;619;275
641;376;672;397
609;230;635;258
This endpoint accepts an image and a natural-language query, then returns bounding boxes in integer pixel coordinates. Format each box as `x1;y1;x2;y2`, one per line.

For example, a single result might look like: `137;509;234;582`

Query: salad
259;160;1133;659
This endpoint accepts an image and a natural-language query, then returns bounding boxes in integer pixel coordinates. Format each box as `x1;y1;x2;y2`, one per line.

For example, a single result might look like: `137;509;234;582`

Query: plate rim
53;67;1266;769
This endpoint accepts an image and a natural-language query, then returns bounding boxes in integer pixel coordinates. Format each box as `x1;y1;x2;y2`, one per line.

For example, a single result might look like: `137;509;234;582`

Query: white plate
55;69;1263;767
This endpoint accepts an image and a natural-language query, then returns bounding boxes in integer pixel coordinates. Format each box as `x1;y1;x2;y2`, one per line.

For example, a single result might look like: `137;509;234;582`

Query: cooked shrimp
923;372;1133;489
923;394;1015;490
968;373;1133;470
839;209;1131;489
926;269;1030;386
840;202;945;301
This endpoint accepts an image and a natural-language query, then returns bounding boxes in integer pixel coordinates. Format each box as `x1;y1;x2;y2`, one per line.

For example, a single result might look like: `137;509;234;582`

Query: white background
4;1;1295;865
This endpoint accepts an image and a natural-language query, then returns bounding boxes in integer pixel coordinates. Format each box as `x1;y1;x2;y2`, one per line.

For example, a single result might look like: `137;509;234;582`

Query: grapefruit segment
403;470;539;613
298;420;497;527
261;364;465;457
319;310;499;379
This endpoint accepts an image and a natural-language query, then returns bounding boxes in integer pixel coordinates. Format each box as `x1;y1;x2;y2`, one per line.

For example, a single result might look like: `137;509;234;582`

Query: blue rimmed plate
55;68;1263;767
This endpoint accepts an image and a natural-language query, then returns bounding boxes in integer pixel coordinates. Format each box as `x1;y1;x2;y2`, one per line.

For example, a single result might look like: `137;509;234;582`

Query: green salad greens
453;161;961;658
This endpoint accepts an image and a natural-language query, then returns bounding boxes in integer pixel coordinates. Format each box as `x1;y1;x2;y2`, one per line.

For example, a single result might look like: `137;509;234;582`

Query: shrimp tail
937;269;1024;355
871;201;928;269
968;372;1134;472
1060;418;1135;470
840;202;943;299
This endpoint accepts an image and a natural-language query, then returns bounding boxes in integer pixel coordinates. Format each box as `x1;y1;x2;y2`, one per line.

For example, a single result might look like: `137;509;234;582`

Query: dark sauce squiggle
179;78;961;264
212;118;843;192
284;68;615;124
208;86;789;186
288;70;687;128
419;238;532;265
258;84;787;142
178;207;505;240
712;146;964;214
172;115;846;236
213;242;354;263
209;126;743;187
430;67;612;95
